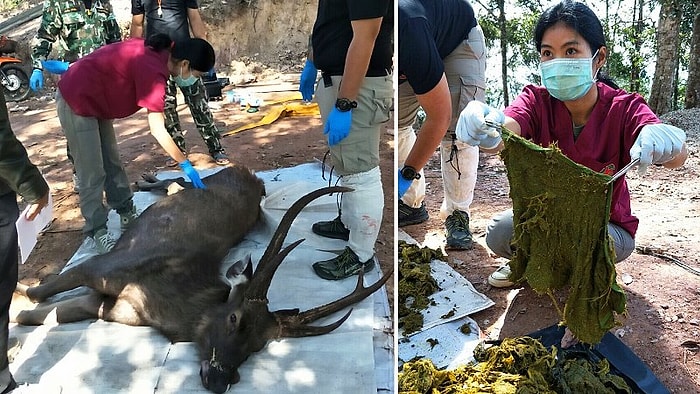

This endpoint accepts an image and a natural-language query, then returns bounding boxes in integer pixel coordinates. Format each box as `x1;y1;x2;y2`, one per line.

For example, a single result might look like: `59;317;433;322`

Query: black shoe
444;210;473;250
312;247;376;280
1;377;17;394
312;215;350;241
398;200;429;227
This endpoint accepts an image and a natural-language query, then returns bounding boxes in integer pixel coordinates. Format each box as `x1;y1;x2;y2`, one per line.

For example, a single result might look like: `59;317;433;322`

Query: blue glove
324;108;352;146
42;60;69;74
29;69;43;91
397;168;413;199
299;59;317;101
179;160;206;189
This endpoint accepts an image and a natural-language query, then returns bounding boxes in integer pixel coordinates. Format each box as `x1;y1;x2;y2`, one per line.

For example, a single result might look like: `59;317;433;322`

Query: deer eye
229;314;237;325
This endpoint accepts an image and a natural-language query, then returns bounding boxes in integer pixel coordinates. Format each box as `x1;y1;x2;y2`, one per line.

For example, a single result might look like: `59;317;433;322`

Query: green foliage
0;0;21;13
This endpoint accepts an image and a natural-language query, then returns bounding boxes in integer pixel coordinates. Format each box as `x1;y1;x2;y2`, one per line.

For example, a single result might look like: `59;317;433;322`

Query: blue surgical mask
174;65;198;87
540;50;599;101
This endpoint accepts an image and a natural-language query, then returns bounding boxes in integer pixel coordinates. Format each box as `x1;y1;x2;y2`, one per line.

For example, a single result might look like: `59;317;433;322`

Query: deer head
194;186;393;393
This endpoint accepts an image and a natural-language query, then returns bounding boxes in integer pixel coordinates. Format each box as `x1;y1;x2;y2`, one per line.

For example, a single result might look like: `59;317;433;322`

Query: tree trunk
629;0;643;92
649;0;683;114
685;1;700;108
498;0;509;106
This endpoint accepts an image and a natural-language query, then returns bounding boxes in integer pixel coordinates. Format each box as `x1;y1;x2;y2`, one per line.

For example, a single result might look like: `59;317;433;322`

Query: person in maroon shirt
56;34;212;254
455;0;688;288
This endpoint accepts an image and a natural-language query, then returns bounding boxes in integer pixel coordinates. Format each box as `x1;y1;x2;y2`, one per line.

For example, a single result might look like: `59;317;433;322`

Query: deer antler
245;186;352;301
275;267;393;337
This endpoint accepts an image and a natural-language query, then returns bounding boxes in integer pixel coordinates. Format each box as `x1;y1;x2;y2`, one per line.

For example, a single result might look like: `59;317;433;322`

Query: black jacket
0;94;49;202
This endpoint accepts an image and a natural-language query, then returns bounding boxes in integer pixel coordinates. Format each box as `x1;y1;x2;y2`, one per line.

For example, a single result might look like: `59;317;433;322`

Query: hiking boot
119;205;139;233
312;247;376;280
92;228;115;254
311;215;350;241
444;210;473;250
488;264;515;288
398;200;429;227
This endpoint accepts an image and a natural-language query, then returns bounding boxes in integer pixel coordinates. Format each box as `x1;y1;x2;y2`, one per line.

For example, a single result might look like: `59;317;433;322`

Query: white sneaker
92;228;115;254
488;264;515;288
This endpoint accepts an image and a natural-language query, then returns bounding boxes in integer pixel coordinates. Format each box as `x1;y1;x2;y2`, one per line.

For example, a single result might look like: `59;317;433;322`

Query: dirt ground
400;109;700;392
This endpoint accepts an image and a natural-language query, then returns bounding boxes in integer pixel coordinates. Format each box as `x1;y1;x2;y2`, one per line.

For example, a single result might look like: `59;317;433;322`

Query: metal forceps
606;158;640;184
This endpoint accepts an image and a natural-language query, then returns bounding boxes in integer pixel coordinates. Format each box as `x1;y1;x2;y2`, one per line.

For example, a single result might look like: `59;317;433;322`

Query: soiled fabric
501;130;625;344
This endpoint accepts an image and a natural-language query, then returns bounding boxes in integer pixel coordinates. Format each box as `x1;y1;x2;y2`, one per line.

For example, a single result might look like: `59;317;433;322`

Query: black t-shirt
398;0;477;94
131;0;198;43
312;0;393;76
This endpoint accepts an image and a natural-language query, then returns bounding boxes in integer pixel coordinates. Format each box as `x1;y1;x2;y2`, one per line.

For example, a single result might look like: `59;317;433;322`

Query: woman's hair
144;33;216;72
534;0;618;89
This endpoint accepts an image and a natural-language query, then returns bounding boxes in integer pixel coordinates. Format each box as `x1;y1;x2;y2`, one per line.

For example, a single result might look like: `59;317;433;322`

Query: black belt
321;69;392;88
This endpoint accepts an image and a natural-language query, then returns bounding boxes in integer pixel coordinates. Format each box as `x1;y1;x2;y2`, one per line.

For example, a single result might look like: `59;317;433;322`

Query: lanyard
157;0;163;16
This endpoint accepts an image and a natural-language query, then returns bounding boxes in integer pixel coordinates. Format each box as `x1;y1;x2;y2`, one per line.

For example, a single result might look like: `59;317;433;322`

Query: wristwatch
335;98;358;112
400;166;421;181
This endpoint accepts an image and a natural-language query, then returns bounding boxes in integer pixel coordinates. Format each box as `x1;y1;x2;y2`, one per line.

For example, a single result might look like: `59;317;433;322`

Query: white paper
15;192;53;264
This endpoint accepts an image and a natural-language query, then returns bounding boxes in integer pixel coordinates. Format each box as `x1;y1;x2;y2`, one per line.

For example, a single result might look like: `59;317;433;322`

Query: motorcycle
0;36;30;102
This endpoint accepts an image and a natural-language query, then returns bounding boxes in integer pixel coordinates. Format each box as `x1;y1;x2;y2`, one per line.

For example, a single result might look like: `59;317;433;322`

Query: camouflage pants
164;77;224;156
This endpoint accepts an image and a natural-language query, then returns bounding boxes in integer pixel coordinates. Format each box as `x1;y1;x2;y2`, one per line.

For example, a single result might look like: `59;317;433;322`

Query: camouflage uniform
164;76;224;156
31;0;121;69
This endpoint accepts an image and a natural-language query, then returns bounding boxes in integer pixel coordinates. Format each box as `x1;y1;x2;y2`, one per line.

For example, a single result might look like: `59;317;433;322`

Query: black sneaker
312;247;376;280
444;210;473;250
312;215;350;241
398;200;429;227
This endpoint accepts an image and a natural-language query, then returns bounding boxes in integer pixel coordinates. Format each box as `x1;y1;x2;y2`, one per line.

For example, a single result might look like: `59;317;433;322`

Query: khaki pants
398;25;486;219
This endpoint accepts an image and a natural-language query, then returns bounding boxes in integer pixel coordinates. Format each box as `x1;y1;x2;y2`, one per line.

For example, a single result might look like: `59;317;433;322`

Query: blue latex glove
324;108;352;146
179;160;206;189
299;59;317;101
397;168;413;199
29;69;43;91
42;60;69;74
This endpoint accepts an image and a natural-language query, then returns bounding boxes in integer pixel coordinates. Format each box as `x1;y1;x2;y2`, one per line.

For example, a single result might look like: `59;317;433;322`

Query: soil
400;108;700;392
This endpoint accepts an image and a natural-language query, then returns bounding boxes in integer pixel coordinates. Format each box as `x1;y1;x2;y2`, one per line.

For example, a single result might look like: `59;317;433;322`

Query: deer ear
226;255;252;281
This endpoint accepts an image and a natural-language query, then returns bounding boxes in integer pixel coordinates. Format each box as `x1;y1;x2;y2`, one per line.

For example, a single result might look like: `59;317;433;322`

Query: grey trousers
485;209;636;263
56;90;134;235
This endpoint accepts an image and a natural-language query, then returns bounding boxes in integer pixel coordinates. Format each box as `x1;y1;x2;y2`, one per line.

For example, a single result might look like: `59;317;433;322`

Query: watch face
336;98;357;112
402;167;417;180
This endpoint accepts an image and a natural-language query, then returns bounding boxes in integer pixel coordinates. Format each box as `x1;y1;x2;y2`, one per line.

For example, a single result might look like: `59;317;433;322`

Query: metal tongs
606;158;640;184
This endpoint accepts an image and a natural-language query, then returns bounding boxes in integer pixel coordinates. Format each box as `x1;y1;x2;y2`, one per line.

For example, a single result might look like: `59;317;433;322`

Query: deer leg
24;267;89;303
14;290;107;325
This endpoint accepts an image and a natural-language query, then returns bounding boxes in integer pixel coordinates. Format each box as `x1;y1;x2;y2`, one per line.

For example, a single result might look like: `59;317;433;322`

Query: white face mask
539;49;600;101
175;64;198;87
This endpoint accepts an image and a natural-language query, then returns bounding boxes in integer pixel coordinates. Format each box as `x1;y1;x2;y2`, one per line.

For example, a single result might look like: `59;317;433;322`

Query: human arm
324;17;383;145
101;3;122;44
454;100;522;153
130;13;145;38
147;112;205;188
187;7;207;39
0;97;50;218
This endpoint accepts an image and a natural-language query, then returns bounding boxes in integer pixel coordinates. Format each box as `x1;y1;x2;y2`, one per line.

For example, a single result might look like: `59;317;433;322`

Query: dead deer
14;165;393;393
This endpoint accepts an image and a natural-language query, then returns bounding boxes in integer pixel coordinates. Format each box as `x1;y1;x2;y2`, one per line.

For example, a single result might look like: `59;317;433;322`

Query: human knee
485;210;514;258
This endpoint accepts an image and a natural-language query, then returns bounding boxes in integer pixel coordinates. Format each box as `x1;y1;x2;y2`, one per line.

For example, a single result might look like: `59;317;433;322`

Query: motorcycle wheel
1;64;30;102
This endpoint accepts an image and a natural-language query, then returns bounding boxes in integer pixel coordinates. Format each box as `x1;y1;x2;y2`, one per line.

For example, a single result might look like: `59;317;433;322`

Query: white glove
629;123;686;174
455;101;505;149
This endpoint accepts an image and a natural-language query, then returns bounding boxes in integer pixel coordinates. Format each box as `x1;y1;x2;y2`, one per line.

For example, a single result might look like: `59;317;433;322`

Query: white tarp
9;162;393;393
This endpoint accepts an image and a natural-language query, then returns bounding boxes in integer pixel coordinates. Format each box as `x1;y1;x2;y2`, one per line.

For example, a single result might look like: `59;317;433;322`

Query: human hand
629;123;686;175
29;69;43;91
42;60;69;74
397;168;413;198
178;160;206;189
455;101;505;149
25;192;50;221
324;107;352;146
299;59;317;101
